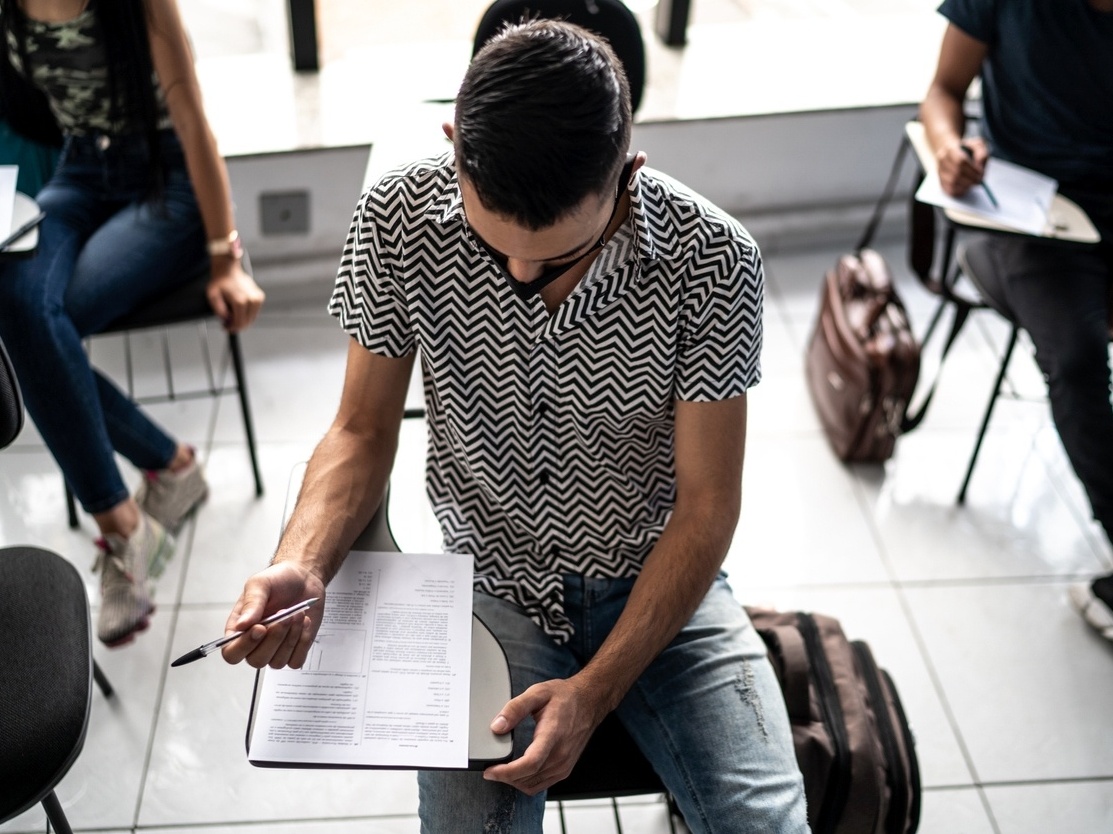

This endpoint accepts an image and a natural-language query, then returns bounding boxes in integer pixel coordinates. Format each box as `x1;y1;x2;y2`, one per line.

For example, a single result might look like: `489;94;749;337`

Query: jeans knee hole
735;660;769;742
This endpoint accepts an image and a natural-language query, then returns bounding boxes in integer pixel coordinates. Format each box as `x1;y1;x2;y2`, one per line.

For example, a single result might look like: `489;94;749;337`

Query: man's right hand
221;561;327;669
936;136;989;197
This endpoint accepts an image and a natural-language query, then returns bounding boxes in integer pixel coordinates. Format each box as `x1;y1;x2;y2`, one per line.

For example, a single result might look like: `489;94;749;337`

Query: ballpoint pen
170;597;320;667
960;144;999;209
0;211;46;252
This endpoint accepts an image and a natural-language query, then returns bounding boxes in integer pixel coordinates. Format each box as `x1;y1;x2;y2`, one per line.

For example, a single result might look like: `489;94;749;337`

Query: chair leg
228;332;264;497
92;660;114;699
41;790;75;834
665;794;680;834
919;293;950;347
557;799;569;834
958;324;1019;505
610;797;624;834
65;482;79;529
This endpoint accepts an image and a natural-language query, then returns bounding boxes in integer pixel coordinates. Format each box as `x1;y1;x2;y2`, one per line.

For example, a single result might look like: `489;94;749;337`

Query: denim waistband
63;127;181;161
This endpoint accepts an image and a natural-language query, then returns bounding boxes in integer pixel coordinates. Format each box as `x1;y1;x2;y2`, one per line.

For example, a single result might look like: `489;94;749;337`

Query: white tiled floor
4;2;1113;834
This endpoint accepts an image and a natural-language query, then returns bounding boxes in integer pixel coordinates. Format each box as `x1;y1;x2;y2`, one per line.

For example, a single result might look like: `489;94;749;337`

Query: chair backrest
0;335;24;449
473;0;646;115
0;545;94;824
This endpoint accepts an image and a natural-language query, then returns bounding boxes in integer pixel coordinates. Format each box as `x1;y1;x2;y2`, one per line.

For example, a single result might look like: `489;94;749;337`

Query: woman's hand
206;260;265;333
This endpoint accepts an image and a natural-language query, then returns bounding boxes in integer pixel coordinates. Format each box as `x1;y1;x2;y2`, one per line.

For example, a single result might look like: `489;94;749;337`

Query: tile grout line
848;472;1003;834
131;508;201;830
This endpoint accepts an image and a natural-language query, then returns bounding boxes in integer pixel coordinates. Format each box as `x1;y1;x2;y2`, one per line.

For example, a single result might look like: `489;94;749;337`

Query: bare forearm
174;113;237;242
575;502;737;716
275;424;397;585
920;86;966;156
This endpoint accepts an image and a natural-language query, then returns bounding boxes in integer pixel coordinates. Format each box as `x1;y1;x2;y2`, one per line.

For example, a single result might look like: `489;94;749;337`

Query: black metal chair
546;715;679;834
903;119;1105;504
473;0;646;115
903;121;1049;504
950;236;1025;502
64;258;264;528
0;336;114;834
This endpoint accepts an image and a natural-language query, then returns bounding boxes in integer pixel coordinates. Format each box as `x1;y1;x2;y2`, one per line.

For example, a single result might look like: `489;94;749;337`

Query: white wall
234;104;923;297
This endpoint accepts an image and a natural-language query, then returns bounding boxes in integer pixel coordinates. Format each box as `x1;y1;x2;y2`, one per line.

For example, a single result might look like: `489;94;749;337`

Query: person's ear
630;151;648;176
442;122;455;142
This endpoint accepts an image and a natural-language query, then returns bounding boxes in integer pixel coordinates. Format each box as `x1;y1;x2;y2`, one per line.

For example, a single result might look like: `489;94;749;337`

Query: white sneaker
137;453;209;532
1068;582;1113;642
93;512;174;647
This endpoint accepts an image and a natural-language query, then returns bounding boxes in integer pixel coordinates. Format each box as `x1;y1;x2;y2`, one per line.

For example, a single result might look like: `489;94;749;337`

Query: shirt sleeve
327;182;415;357
675;234;763;402
938;0;997;46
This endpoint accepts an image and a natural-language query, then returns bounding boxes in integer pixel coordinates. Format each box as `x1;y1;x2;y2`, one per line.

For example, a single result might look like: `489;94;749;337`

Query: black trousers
978;188;1113;542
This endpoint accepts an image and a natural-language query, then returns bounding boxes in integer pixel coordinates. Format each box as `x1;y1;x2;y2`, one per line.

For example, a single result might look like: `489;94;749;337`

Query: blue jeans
0;129;207;513
418;575;809;834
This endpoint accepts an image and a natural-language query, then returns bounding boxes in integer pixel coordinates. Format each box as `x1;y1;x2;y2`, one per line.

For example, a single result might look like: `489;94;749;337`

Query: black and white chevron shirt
329;153;763;642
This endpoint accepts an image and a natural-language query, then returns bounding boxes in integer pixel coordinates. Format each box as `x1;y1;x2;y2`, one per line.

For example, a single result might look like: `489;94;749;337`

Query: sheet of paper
915;156;1058;235
248;550;474;769
0;165;17;241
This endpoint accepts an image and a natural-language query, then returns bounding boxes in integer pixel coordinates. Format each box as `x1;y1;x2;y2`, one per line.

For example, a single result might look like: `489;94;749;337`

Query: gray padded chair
0;336;114;834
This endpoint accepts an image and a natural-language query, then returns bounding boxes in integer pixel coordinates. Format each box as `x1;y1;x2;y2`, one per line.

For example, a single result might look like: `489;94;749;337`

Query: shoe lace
93;538;135;590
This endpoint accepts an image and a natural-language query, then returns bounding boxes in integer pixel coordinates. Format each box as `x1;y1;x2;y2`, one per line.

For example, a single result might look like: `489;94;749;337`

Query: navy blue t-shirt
939;0;1113;193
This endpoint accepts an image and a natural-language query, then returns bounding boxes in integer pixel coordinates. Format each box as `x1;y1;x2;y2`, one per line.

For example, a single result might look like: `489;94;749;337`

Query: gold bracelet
207;230;243;259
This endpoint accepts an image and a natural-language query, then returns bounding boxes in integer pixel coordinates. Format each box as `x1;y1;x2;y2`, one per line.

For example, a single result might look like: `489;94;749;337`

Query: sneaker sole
100;604;156;648
1069;583;1113;642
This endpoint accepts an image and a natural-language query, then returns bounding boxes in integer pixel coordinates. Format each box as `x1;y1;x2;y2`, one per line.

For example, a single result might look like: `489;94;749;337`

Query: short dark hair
454;19;633;230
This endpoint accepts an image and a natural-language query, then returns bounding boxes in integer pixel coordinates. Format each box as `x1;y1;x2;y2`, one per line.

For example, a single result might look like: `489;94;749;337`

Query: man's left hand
482;677;609;795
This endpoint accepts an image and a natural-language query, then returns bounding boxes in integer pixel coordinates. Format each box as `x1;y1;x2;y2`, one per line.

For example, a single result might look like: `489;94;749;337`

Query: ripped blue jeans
418;574;809;834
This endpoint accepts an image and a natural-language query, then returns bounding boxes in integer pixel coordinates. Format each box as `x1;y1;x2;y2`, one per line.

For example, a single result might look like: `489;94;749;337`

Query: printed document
247;550;474;769
0;165;16;242
915;156;1058;236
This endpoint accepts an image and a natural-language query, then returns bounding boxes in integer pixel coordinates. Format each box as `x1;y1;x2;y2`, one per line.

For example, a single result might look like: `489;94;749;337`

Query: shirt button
552;545;562;558
538;471;550;485
538;402;548;416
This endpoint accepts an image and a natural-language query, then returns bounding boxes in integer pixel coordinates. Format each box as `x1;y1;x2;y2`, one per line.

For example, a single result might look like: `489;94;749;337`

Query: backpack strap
856;137;913;254
756;624;811;724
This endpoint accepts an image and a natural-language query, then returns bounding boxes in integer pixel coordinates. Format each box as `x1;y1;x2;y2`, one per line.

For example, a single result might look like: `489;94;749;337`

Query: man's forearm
274;425;398;585
920;86;966;156
574;502;737;718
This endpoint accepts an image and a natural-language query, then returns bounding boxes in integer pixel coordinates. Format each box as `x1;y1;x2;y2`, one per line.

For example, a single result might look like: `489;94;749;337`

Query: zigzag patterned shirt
329;153;763;641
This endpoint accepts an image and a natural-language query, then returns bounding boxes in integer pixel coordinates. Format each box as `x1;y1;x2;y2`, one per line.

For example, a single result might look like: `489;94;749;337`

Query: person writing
920;0;1113;638
0;0;265;647
220;19;807;833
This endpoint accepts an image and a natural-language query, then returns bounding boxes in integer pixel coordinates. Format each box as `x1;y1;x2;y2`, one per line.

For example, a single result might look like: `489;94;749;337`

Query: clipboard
245;466;513;770
245;612;513;770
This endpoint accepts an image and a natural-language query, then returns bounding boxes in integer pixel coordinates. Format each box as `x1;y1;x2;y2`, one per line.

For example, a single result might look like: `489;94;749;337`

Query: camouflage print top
5;4;171;136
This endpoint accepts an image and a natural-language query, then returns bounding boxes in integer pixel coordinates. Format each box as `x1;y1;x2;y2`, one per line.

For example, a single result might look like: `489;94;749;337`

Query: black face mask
471;155;636;301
